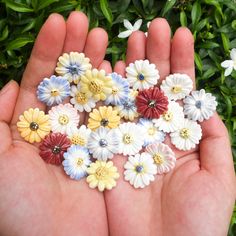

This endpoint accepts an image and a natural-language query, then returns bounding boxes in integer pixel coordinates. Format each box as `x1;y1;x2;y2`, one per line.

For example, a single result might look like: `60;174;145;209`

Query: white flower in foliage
221;48;236;76
118;19;142;38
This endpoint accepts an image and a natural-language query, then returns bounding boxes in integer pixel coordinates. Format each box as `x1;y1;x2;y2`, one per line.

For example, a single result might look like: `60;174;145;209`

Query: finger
170;27;195;87
146;18;171;81
11;13;66;124
126;31;146;65
114;60;126;77
84;28;108;68
63;11;89;52
98;60;112;74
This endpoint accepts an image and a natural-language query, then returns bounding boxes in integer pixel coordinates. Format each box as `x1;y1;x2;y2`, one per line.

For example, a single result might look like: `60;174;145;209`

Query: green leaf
204;0;224;17
3;0;34;13
6;36;34;51
198;41;220;49
221;33;230;53
180;11;187;27
37;0;59;11
191;1;201;26
0;26;8;42
100;0;113;24
232;20;236;30
194;52;203;73
195;18;208;32
161;0;177;16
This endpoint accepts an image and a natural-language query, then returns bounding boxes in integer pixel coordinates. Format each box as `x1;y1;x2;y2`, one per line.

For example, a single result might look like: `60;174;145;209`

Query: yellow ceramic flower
80;69;113;101
17;108;51;143
86;160;120;192
88;106;120;130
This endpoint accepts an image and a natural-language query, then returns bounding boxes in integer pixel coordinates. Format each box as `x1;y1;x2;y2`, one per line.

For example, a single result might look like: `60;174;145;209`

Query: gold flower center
89;81;102;94
58;114;69;125
123;134;133;144
153;154;164;165
76;158;84;166
30;122;39;131
163;111;173;121
171;86;182;94
112;88;118;95
71;135;86;146
76;92;88;104
180;128;190;139
51;89;60;97
148;127;156;135
95;167;109;180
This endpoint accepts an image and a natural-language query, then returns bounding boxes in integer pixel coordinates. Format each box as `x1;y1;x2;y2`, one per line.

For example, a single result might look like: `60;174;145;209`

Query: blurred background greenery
0;0;235;234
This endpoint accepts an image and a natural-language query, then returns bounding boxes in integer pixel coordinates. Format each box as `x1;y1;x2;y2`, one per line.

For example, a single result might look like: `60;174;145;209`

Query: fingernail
0;80;13;96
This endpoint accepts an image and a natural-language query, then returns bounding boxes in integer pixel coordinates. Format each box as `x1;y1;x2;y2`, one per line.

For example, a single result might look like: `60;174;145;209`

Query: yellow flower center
148;127;156;135
71;135;86;146
76;92;88;104
51;89;60;97
153;154;164;165
180;128;190;139
95;167;109;180
58;114;69;125
163;111;173;121
112;88;118;95
89;81;102;94
76;158;84;166
171;86;182;94
123;134;133;144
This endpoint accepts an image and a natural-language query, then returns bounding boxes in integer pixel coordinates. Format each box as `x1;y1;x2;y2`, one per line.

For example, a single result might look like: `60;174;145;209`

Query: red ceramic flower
39;133;71;165
136;87;169;119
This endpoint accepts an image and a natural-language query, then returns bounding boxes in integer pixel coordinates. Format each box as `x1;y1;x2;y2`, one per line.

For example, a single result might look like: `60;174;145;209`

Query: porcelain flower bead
153;101;184;133
88;106;120;131
124;153;157;189
118;19;142;38
55;52;92;84
39;133;71;165
136;87;169;119
221;48;236;76
183;89;217;122
17;108;50;143
105;72;129;105
48;103;80;135
170;119;202;151
146;142;176;174
117;122;145;156
87;127;119;161
86;160;120;192
126;60;160;90
63;145;91;180
80;69;113;101
160;73;193;101
37;75;70;106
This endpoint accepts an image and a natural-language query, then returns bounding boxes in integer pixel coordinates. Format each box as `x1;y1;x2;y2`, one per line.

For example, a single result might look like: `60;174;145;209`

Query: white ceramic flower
138;118;166;146
160;73;193;101
124;152;157;189
126;60;160;90
146;142;176;174
67;125;91;147
153;101;184;133
170;118;202;151
183;89;217;122
62;145;91;180
87;127;120;161
144;21;151;37
118;19;142;38
221;48;236;76
70;84;97;112
48;103;80;135
117;122;145;156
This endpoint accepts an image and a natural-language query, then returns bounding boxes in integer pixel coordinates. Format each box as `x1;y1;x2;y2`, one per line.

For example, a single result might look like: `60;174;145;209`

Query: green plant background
0;0;235;234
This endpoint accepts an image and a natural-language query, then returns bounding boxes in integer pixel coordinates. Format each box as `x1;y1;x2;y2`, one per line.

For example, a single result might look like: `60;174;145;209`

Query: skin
0;11;235;236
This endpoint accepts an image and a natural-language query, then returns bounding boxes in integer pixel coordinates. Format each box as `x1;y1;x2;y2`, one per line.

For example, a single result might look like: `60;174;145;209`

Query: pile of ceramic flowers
16;52;217;191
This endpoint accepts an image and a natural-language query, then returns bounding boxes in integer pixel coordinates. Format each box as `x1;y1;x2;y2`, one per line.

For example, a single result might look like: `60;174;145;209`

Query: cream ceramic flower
117;122;145;156
160;73;193;101
221;48;236;76
183;89;217;122
124;152;157;189
55;52;92;84
126;60;160;90
118;19;142;38
153;101;184;133
86;160;120;192
48;103;80;135
146;142;176;174
170;118;202;151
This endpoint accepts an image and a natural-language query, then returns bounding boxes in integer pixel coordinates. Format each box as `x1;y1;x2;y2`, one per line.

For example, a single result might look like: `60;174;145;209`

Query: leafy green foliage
0;0;235;234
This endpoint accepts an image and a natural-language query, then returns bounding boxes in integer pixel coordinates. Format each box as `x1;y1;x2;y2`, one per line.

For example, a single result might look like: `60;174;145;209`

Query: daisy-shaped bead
39;133;71;165
87;127;120;161
146;142;176;174
88;106;120;131
153;101;184;133
70;84;97;112
48;104;80;135
170;119;202;151
17;108;51;143
183;89;217;122
37;75;70;106
63;145;91;180
86;160;120;192
124;153;157;189
115;89;139;121
138;118;166;147
80;69;113;101
160;73;193;101
136;87;169;119
55;52;92;84
117;122;145;156
67;125;91;147
126;60;160;90
105;72;129;105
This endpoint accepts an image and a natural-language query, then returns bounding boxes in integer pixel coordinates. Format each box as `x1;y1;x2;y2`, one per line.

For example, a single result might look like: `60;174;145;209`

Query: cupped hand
104;19;236;236
0;12;110;236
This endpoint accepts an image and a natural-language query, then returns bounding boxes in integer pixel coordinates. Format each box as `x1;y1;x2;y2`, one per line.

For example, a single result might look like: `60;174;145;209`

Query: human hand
0;12;110;236
103;19;236;236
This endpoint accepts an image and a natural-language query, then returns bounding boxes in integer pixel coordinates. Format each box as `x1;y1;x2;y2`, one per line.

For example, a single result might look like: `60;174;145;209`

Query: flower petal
118;30;132;38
